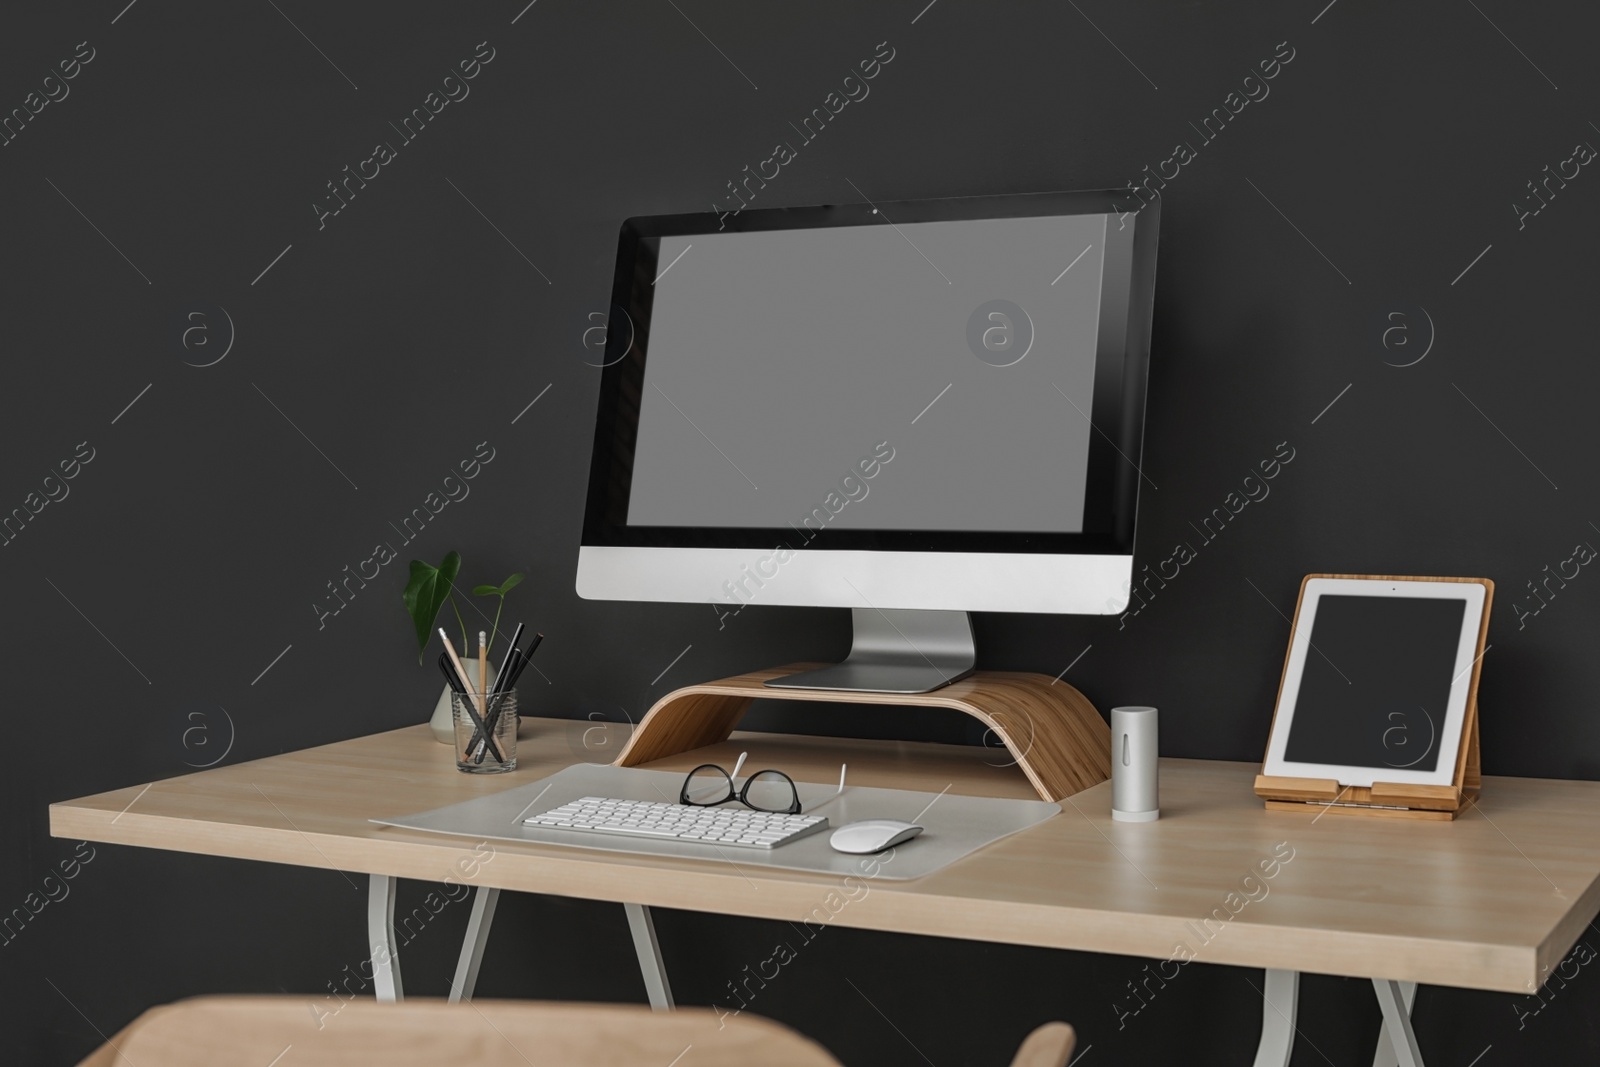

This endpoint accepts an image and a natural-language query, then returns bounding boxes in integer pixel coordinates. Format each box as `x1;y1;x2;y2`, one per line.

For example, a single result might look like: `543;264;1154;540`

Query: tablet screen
1282;594;1468;772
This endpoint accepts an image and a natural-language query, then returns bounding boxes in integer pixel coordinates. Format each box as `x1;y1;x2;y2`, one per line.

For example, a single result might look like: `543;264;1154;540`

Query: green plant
472;573;524;656
401;550;523;663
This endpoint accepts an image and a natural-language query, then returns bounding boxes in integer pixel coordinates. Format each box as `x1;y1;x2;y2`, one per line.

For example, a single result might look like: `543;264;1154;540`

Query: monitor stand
619;658;1111;801
763;608;976;694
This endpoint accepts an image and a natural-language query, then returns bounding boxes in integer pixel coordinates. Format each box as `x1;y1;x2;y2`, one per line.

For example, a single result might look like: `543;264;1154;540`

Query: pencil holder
453;688;518;773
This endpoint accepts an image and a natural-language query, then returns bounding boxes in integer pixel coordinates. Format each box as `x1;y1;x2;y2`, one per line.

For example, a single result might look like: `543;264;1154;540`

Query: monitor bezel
580;189;1158;558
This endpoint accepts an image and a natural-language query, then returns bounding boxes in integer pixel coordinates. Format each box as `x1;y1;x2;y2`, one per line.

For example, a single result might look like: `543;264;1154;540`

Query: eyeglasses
679;752;847;816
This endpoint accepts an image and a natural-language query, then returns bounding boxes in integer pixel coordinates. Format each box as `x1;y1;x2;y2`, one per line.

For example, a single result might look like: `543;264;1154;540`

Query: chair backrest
77;996;1074;1067
77;997;841;1067
1007;1020;1077;1067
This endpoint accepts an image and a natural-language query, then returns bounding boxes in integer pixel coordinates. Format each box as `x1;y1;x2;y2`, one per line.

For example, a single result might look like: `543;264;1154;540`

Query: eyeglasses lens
743;770;799;813
683;765;733;806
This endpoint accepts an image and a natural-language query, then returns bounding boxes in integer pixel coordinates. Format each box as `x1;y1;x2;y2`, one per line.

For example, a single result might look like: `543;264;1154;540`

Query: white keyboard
525;796;829;849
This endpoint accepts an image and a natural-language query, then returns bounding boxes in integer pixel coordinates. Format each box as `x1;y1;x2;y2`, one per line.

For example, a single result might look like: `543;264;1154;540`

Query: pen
476;631;542;763
491;623;526;698
440;627;502;763
437;650;465;693
503;632;543;691
440;648;504;760
440;648;502;763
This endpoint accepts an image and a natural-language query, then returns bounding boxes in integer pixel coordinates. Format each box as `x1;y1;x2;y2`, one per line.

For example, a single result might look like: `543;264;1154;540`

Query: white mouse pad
371;764;1060;881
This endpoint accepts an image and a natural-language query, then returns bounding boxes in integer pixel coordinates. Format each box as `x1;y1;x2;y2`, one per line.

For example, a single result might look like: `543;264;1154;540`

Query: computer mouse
829;819;924;854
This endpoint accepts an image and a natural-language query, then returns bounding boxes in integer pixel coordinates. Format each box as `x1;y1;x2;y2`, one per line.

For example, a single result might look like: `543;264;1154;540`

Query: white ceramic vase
429;659;498;744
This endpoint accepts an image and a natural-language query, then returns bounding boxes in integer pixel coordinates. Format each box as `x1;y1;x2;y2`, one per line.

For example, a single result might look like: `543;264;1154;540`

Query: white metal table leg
1252;969;1299;1067
1372;979;1424;1067
367;874;404;1002
448;886;501;1003
624;902;675;1011
1372;981;1418;1067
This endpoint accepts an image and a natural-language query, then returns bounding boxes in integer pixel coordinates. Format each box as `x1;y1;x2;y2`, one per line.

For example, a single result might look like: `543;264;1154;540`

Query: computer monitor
577;190;1159;694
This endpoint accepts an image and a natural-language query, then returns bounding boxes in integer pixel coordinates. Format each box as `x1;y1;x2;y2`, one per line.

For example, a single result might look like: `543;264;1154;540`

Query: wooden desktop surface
49;718;1600;994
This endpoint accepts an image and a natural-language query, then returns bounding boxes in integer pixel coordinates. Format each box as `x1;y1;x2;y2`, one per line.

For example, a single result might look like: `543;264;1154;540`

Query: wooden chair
76;996;1075;1067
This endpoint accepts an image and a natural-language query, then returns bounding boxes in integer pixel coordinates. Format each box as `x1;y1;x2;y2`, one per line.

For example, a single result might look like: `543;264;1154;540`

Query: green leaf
473;572;525;597
401;551;461;663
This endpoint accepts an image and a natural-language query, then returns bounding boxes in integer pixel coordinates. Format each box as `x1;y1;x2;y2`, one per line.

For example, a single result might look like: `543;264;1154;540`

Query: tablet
1261;577;1489;788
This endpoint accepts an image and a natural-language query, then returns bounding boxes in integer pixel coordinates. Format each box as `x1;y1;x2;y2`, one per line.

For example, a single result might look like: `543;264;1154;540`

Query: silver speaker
1111;706;1159;822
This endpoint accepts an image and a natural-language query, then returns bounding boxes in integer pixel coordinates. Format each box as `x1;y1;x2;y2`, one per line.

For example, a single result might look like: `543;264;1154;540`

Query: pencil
440;650;504;762
478;630;487;710
440;628;500;762
478;630;490;760
439;628;481;718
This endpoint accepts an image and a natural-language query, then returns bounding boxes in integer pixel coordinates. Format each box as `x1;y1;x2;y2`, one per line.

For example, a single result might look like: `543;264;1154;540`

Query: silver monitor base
764;608;976;694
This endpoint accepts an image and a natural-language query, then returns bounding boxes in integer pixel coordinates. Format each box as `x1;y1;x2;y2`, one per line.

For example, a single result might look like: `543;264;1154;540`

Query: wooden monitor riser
614;663;1111;802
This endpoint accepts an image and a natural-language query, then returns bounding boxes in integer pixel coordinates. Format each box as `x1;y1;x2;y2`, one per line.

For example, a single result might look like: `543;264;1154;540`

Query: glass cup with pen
438;622;543;774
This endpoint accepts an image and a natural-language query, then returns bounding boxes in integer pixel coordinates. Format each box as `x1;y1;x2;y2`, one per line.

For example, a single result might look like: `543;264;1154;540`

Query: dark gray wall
4;2;1599;1063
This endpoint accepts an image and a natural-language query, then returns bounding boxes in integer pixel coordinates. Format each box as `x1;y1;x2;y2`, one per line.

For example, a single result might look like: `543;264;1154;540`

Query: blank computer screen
1281;595;1468;772
625;214;1110;533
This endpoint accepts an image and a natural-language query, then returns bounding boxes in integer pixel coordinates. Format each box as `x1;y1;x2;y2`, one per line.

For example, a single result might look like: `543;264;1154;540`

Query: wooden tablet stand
1254;574;1492;822
1254;706;1480;821
614;663;1111;802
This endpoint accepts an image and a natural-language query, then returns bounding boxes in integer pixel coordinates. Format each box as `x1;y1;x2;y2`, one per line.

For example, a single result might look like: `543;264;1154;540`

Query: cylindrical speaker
1111;706;1159;822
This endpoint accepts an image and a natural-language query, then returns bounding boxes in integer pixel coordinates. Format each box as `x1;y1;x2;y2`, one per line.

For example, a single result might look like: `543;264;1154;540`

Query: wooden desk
50;719;1600;1066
